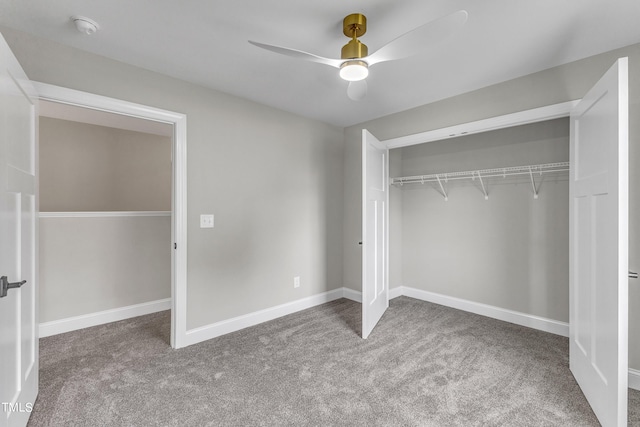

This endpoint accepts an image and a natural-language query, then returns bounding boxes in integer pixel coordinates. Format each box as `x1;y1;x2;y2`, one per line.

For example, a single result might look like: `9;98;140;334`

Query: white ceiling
1;1;639;127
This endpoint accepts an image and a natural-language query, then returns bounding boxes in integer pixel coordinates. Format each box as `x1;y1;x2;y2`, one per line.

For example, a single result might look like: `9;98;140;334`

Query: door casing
33;82;189;349
378;89;631;417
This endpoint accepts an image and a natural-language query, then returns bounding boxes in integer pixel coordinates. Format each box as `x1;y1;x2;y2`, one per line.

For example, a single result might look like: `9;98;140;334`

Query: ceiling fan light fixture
340;60;369;82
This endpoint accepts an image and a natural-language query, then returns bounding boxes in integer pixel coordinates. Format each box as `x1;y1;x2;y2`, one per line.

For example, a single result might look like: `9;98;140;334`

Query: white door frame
384;100;579;149
33;82;188;349
381;96;633;400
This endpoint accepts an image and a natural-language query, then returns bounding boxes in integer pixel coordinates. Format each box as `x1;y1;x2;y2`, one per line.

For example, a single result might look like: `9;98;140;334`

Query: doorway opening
370;56;630;425
34;82;187;348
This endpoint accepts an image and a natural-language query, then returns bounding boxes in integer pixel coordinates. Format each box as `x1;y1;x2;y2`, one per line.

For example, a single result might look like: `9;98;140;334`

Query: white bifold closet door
570;57;628;427
361;130;389;339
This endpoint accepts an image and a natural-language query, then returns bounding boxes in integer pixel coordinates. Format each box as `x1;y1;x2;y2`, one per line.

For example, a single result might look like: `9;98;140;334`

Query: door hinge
174;243;177;250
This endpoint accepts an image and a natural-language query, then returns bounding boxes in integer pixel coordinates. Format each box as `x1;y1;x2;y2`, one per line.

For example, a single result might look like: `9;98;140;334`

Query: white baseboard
39;298;171;338
344;287;401;302
399;286;569;337
629;369;640;391
345;285;569;337
342;287;362;303
184;288;346;347
389;287;403;300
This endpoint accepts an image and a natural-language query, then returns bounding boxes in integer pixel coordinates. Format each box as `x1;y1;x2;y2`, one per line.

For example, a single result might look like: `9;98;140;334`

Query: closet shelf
391;162;569;200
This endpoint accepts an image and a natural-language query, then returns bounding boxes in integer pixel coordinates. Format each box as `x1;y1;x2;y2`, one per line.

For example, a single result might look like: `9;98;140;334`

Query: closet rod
391;162;569;186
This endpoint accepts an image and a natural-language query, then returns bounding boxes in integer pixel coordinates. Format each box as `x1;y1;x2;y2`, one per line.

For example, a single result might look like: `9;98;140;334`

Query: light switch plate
200;214;214;228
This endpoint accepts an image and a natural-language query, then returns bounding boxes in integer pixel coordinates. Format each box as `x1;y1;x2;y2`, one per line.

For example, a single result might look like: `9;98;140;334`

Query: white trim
400;286;569;337
185;289;344;347
383;101;579;149
389;287;403;299
33;83;184;125
342;287;362;303
33;82;188;349
182;284;567;346
172;110;188;349
39;211;171;218
629;369;640;391
347;286;569;337
39;298;171;338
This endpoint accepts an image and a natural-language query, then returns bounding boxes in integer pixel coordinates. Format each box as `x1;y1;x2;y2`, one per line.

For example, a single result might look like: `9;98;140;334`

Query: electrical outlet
293;276;300;288
200;214;214;228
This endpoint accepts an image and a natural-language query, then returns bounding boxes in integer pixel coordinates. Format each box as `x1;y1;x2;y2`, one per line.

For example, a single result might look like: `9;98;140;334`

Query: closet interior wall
39;117;172;323
390;118;570;322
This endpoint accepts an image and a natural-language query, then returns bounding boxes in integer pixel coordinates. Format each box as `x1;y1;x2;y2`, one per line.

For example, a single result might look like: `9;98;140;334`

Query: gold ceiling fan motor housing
340;13;369;82
341;13;368;60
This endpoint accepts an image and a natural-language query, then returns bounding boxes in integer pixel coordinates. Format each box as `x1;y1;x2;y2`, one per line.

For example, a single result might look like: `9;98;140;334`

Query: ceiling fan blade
248;41;343;68
347;80;368;101
366;10;468;66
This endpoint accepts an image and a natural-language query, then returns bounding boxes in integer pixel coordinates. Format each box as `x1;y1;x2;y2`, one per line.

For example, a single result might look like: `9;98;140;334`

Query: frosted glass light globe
339;61;369;82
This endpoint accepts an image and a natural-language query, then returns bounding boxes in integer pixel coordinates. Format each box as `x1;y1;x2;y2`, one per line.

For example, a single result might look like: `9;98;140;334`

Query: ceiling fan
249;10;468;101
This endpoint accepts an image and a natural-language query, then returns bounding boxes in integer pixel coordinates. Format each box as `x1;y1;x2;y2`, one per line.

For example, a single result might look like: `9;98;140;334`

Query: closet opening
372;58;631;423
38;101;174;344
33;82;188;348
389;117;571;327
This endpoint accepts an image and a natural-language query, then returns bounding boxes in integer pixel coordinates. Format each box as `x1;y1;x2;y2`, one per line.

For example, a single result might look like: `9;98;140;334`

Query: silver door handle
0;276;27;298
630;271;639;279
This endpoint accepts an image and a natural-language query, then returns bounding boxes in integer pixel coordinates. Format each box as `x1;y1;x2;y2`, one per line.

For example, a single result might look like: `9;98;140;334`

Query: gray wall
5;25;638;367
1;26;344;330
396;119;569;322
40;117;172;212
39;216;171;322
344;43;640;369
38;117;172;322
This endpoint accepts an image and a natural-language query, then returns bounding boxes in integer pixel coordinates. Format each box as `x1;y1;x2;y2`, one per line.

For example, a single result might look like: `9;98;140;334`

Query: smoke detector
71;16;100;35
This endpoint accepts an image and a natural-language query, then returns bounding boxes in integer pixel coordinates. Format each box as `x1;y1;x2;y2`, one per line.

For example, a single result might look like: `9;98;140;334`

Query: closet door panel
362;130;388;339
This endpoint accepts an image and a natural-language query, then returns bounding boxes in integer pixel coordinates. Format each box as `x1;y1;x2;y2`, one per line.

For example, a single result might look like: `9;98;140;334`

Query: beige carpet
28;297;640;426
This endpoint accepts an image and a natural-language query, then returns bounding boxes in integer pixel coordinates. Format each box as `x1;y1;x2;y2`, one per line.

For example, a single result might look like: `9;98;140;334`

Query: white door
0;33;38;427
570;57;628;427
362;129;389;339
